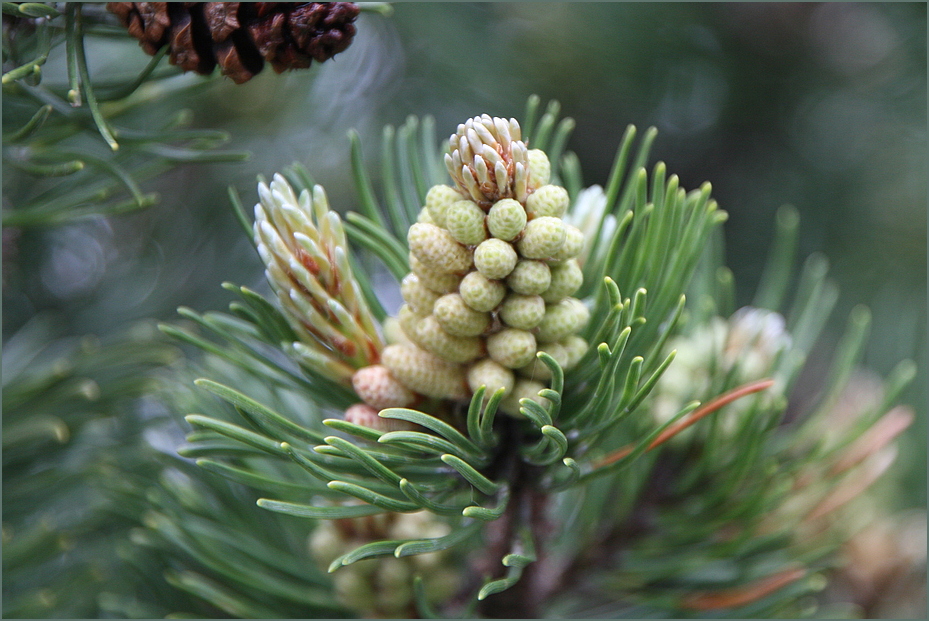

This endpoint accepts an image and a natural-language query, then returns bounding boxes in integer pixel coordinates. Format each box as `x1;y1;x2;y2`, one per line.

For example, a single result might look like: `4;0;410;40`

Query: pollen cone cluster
352;116;589;417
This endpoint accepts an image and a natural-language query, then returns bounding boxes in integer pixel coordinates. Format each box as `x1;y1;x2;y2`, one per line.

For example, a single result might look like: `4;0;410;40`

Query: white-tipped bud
526;149;551;189
409;253;462;294
425;185;462;228
551;224;584;262
536;298;590;342
516;216;566;259
474;238;518;280
459;270;506;312
381;344;467;400
345;403;417;432
408;223;472;274
433;293;491;337
487;198;527;242
506;259;551;295
414;315;483;363
351;366;416;409
542;259;584;303
445;200;488;246
486;328;537;369
467;358;515;398
499;293;546;330
526;184;570;219
401;273;440;315
499;378;549;418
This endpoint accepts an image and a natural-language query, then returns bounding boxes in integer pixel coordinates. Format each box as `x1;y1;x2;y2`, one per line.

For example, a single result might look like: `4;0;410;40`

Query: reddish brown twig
593;379;776;469
680;565;807;610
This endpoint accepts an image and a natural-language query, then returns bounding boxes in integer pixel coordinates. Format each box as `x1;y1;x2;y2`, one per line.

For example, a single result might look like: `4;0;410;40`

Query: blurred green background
4;0;925;519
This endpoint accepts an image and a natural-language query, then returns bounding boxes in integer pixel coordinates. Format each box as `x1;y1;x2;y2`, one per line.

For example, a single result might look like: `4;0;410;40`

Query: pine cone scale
107;2;360;84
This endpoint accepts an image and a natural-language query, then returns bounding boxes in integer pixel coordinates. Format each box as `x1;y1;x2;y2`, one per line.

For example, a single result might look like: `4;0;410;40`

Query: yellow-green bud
445;199;488;245
381;344;467;400
467;358;515;397
516;216;566;259
417;208;434;224
527;149;551;189
352;365;417;409
542;259;584;303
560;335;589;370
499;378;549;417
408;223;472;274
506;259;551;295
382;317;412;345
410;253;463;294
398;304;427;347
487;198;527;241
526;184;570;219
536;298;590;342
486;328;537;369
401;273;440;314
474;238;518;280
433;293;491;337
459;270;506;312
517;342;569;381
550;224;584;262
499;293;545;330
425;184;462;227
414;315;483;363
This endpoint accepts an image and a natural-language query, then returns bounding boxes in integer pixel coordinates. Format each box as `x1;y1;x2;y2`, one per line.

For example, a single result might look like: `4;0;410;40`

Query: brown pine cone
106;2;360;84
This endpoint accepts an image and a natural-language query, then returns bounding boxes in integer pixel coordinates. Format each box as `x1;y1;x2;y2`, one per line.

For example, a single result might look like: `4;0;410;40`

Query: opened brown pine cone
106;2;360;84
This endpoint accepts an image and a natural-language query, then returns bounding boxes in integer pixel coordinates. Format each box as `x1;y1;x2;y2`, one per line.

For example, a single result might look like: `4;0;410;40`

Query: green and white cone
351;116;589;417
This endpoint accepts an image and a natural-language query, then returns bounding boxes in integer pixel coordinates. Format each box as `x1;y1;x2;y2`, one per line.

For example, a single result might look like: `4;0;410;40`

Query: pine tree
2;3;921;619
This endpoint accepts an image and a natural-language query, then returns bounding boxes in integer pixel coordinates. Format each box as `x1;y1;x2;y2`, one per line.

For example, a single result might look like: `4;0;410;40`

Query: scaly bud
409;253;462;294
459;270;507;312
414;315;483;363
506;259;551;295
467;358;515;397
499;293;546;330
474;238;518;280
487;198;527;242
516;216;566;259
351;366;416;409
446;116;527;205
542;259;584;303
433;293;491;337
525;184;570;219
425;184;463;228
517;343;569;381
536;298;590;342
526;149;551;189
381;344;467;400
550;224;584;262
499;378;550;418
560;335;589;370
445;199;488;246
401;273;440;315
408;223;472;274
486;328;538;369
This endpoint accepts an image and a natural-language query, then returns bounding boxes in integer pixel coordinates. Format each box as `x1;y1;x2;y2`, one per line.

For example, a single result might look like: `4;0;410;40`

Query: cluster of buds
351;116;589;417
652;306;792;439
254;174;384;383
309;511;459;617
